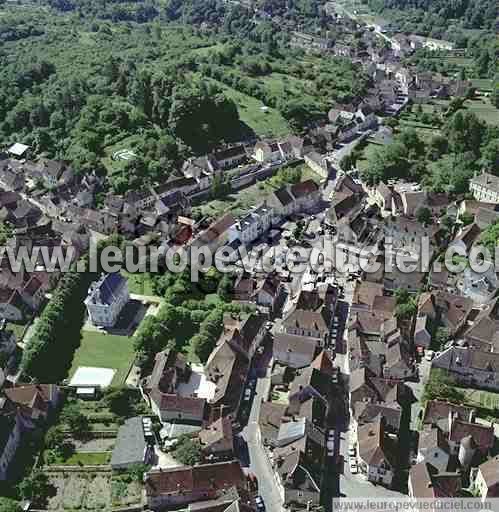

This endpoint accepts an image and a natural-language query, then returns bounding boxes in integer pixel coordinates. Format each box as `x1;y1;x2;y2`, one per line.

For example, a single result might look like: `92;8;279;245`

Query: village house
352;402;401;434
213;145;247;170
0;383;60;479
408;462;461;499
110;416;154;470
144;460;253;510
282;284;337;344
206;337;249;420
7;143;30;159
199;416;234;461
233;273;283;313
470;172;499;203
463;298;499;351
253;141;281;164
273;333;318;369
141;350;206;425
349;367;405;410
217;312;267;360
267;180;320;221
356;416;396;487
0;397;22;480
0;288;25;322
303;151;330;179
432;347;499;392
234;202;273;246
84;273;130;328
290;31;332;52
472;456;499;500
0;162;24;191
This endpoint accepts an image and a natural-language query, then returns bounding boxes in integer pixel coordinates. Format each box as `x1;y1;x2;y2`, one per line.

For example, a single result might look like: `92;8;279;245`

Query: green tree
217;274;234;302
18;471;52;503
45;426;65;450
173;435;203;466
416;207;432;226
433;327;451;350
0;498;22;512
423;369;465;403
104;387;134;417
127;463;151;482
362;142;407;185
492;77;499;109
61;404;89;438
339;154;354;172
460;212;474;226
479;220;499;257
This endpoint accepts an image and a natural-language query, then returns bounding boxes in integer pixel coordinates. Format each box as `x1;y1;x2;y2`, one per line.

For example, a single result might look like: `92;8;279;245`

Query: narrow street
406;359;432;430
240;367;284;512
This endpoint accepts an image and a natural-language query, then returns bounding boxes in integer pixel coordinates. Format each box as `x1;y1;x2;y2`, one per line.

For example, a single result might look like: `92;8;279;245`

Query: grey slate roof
110;417;147;468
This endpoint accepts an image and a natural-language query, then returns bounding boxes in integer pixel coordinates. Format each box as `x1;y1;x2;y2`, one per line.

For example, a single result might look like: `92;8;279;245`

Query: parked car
349;460;358;474
348;445;356;457
243;388;252;402
425;350;435;361
255;495;265;511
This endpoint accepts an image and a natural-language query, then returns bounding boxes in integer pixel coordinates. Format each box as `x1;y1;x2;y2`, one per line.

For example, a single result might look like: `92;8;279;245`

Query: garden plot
46;472;142;511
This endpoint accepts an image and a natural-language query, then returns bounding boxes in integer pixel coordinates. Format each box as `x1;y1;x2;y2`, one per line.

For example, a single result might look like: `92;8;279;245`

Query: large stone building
85;273;129;328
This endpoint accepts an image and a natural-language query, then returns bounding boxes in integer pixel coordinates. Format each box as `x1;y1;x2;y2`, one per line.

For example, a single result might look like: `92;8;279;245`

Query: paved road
241;370;284;512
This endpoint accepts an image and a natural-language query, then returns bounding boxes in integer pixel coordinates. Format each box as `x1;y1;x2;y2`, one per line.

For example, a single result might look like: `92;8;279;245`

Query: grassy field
101;134;144;176
208;78;290;138
471;79;494;92
260;73;315;100
46;451;111;466
69;331;135;386
462;98;499;126
6;320;30;340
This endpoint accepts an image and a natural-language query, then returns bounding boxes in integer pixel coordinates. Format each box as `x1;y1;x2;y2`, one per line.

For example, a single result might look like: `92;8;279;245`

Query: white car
348;445;356;456
349;460;358;474
425;350;435;361
255;495;265;511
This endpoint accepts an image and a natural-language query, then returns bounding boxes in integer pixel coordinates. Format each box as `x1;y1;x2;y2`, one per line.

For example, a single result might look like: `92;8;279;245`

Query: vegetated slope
368;0;497;31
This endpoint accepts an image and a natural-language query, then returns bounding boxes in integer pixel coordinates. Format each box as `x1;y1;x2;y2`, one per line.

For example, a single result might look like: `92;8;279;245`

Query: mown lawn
69;331;135;386
46;451;111;466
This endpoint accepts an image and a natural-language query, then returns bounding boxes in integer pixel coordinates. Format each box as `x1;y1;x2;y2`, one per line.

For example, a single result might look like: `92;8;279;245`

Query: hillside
368;0;497;35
